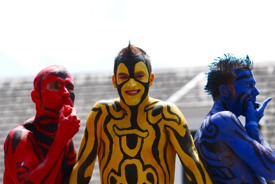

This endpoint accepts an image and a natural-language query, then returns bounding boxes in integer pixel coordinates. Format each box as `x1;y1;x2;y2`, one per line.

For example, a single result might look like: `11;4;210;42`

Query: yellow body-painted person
70;44;212;184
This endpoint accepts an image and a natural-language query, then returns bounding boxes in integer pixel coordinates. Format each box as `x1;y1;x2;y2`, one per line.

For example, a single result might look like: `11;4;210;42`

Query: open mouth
253;102;260;109
125;90;140;96
245;98;258;110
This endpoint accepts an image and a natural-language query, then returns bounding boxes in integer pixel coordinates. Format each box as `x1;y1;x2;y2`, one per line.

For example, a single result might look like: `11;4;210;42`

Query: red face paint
3;65;80;183
33;65;75;118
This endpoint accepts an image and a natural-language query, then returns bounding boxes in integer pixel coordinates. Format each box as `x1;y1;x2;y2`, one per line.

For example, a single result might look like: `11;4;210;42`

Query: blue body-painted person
194;54;275;183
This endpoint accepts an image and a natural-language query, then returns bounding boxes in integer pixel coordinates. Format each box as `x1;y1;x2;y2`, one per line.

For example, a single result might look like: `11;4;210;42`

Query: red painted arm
4;106;80;184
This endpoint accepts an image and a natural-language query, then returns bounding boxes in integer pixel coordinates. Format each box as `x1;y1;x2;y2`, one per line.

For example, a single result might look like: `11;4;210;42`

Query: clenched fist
56;105;80;147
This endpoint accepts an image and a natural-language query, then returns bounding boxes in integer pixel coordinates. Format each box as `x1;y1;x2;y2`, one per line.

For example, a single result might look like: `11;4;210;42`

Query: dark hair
114;43;152;75
205;53;253;100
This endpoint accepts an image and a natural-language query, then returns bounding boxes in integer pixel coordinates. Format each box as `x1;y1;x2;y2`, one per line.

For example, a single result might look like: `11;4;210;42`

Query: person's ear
149;73;154;87
112;75;117;88
219;84;232;97
31;90;39;103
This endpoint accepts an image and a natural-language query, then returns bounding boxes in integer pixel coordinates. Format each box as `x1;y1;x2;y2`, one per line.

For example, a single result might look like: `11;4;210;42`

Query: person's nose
127;78;138;88
253;86;260;96
61;86;70;99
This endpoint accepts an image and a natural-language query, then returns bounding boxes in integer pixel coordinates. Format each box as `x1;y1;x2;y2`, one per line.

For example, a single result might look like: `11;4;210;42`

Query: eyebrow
118;72;129;76
234;69;253;81
134;71;145;74
235;74;253;81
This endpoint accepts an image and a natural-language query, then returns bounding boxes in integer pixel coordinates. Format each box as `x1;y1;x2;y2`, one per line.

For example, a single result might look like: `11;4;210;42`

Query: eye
134;72;145;80
47;81;61;91
66;83;74;91
246;82;256;88
118;73;129;80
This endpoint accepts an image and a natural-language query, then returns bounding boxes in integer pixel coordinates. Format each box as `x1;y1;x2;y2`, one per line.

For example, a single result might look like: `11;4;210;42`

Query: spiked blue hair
205;53;253;100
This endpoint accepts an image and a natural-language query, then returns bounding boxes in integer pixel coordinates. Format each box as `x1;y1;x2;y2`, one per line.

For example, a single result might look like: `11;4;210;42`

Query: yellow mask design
116;62;149;106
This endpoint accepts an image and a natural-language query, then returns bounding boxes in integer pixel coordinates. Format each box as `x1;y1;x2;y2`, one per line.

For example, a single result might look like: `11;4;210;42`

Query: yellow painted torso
70;97;212;184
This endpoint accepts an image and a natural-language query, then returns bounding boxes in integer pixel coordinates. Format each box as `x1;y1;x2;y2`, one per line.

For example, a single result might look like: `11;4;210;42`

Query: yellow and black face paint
115;54;150;106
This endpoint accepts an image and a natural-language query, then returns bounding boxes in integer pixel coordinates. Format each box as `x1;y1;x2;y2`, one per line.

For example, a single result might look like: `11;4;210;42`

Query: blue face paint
231;68;259;117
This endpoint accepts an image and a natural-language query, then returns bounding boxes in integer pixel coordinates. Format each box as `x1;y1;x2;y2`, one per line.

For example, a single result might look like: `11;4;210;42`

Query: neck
33;113;59;137
212;100;228;114
120;95;150;111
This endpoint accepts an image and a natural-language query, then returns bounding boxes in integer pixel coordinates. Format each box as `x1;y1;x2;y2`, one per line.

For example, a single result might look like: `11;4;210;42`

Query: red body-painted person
3;65;80;184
